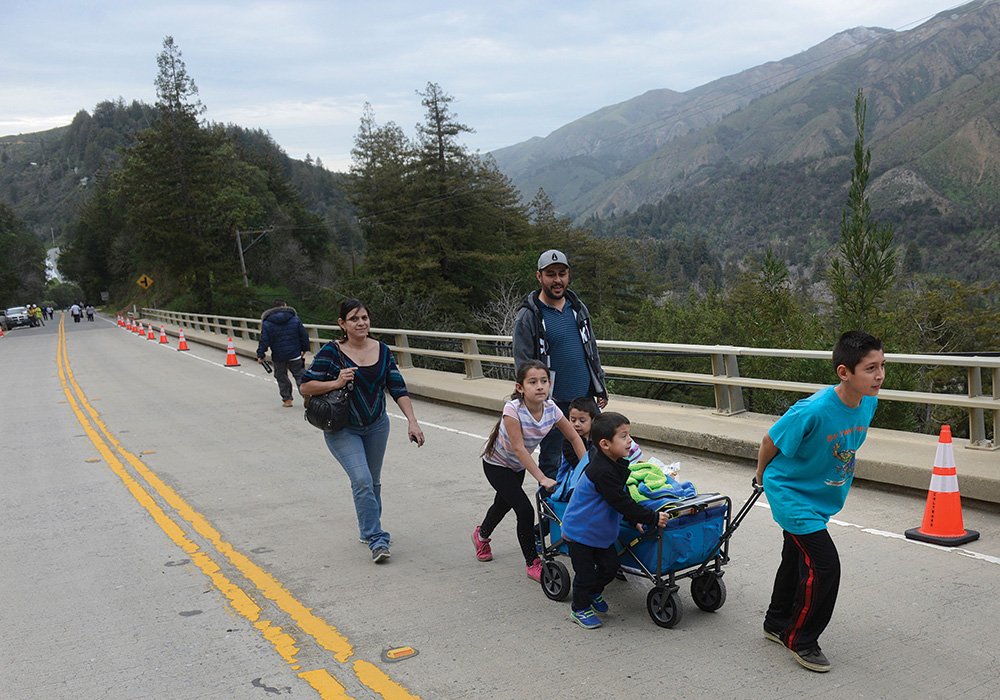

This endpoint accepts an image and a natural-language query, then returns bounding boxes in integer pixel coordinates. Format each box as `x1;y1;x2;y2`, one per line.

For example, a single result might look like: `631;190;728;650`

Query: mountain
492;26;890;212
494;0;1000;226
490;0;1000;282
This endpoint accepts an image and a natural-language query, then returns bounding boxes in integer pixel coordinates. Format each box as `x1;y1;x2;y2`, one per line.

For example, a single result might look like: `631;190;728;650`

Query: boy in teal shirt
755;330;885;673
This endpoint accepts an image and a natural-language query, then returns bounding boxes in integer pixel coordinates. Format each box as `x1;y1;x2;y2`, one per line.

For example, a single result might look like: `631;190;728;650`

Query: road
3;314;1000;699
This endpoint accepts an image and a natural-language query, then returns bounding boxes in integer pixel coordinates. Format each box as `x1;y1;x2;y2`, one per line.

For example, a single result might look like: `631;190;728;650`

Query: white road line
387;412;487;440
755;501;998;565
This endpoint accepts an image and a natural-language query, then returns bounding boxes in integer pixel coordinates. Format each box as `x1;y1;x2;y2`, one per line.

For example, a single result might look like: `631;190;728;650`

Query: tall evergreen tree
117;37;250;311
348;87;534;322
829;89;897;333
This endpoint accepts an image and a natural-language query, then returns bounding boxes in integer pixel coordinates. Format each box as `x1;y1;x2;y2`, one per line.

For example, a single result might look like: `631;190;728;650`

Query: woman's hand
540;477;557;492
408;422;425;447
334;367;355;389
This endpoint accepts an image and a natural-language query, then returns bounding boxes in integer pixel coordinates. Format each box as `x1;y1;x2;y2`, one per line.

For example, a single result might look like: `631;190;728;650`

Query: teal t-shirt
763;385;877;534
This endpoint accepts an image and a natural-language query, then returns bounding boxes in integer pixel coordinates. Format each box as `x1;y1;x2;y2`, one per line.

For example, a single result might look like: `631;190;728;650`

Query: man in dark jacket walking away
257;300;312;407
512;249;608;479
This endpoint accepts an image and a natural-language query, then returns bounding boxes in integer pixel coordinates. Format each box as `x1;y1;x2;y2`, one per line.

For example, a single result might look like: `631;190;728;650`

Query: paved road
3;315;1000;699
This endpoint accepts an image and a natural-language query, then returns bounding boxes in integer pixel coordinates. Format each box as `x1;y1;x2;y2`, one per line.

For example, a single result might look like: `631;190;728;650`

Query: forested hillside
0;101;359;256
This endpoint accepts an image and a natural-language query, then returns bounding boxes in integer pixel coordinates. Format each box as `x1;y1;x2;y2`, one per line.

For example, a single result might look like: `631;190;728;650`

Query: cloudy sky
2;1;968;171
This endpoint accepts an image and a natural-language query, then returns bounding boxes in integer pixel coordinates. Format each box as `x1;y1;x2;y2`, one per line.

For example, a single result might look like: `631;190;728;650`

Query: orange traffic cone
224;337;240;367
135;321;144;336
177;329;190;351
159;325;169;344
125;317;132;332
0;326;4;337
905;425;979;546
147;324;156;340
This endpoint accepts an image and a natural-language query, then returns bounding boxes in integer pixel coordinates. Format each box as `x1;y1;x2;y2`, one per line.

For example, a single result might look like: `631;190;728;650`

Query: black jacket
257;305;310;362
512;289;607;401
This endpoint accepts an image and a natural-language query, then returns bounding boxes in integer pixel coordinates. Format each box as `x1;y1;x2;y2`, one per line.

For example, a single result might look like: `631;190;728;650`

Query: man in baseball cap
513;249;608;479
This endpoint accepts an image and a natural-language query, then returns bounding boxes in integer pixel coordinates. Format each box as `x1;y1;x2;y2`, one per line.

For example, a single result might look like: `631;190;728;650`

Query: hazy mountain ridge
492;26;890;205
494;0;1000;242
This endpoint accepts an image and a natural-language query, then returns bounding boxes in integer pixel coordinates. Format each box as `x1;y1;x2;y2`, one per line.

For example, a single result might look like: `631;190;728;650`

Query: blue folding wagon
536;480;762;628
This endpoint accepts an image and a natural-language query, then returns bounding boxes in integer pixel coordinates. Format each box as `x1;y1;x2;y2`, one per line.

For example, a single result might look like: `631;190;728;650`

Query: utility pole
235;229;249;287
234;226;275;287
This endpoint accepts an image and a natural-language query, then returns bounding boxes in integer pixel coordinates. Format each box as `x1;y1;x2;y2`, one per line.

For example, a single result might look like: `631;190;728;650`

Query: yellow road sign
136;274;154;289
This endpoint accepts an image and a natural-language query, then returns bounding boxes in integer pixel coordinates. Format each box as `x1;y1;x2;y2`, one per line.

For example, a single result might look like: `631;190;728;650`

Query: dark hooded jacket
512;289;607;401
257;305;310;362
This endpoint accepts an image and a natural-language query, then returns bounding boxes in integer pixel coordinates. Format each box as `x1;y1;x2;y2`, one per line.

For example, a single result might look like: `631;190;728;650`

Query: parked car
4;306;31;328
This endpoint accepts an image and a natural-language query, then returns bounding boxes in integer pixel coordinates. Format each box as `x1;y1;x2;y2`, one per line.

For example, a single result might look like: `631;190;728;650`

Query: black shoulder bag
303;345;354;432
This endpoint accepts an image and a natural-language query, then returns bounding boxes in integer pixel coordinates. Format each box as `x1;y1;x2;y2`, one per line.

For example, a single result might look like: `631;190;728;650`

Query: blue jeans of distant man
323;412;391;551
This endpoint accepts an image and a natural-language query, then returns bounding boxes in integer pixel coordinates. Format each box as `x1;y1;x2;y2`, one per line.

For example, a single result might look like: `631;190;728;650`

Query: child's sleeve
768;401;815;461
627;440;643;464
562;437;580;468
502;400;519;421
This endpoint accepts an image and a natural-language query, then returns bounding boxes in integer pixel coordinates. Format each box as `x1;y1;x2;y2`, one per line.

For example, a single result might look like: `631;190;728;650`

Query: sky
1;1;971;172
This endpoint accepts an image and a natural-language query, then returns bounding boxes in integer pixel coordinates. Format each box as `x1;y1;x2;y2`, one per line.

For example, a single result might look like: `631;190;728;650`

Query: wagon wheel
691;573;727;612
541;560;571;601
646;587;683;628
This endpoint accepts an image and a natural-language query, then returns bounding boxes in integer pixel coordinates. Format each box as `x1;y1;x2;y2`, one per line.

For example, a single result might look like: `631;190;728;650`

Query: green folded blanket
626;462;668;501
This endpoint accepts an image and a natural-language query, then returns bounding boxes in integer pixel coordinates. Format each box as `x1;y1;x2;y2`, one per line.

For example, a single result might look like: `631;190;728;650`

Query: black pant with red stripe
765;528;840;653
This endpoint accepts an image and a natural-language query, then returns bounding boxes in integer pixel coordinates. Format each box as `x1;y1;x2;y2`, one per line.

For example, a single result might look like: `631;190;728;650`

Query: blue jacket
561;446;658;548
257;306;310;362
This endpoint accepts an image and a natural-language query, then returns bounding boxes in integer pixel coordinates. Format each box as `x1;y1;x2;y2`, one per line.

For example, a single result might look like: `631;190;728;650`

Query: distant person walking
85;304;95;322
512;249;608;479
70;303;82;323
256;300;312;407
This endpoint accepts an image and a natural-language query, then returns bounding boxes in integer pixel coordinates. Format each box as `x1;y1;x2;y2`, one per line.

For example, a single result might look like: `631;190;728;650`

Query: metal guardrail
141;308;1000;450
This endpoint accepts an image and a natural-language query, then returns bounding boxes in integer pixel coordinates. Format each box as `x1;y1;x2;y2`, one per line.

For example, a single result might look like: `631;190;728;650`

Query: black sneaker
372;546;391;563
790;646;830;673
763;622;784;646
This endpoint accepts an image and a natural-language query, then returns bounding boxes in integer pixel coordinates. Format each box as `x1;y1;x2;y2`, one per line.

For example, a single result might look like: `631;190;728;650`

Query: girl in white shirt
472;360;585;581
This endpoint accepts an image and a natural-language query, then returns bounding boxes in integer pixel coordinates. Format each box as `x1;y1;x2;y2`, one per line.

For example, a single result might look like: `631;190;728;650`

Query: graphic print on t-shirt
826;438;857;486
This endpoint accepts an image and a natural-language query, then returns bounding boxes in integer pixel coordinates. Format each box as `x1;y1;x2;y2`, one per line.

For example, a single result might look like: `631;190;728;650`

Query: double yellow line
56;316;419;700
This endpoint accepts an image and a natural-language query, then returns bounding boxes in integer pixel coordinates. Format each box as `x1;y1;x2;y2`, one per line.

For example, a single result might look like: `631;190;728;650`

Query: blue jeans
323;412;391;550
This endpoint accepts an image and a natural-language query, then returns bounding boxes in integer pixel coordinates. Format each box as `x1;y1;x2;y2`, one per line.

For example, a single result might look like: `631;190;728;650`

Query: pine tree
829;89;897;333
118;37;248;311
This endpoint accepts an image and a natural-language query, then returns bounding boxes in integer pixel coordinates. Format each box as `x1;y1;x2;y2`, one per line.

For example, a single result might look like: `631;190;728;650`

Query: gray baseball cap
537;249;569;270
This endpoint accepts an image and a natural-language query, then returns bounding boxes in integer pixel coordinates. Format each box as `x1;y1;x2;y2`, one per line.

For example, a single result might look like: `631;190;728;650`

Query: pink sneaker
472;526;493;561
526;558;542;582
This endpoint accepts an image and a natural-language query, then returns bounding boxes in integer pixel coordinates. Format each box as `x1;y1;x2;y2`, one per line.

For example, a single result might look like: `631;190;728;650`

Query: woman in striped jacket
300;298;425;564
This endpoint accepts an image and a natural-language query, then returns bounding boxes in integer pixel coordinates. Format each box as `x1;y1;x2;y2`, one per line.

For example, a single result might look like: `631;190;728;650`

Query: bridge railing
141;307;1000;450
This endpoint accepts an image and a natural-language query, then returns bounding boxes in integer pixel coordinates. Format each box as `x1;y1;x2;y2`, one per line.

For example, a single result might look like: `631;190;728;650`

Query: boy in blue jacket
561;412;669;629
